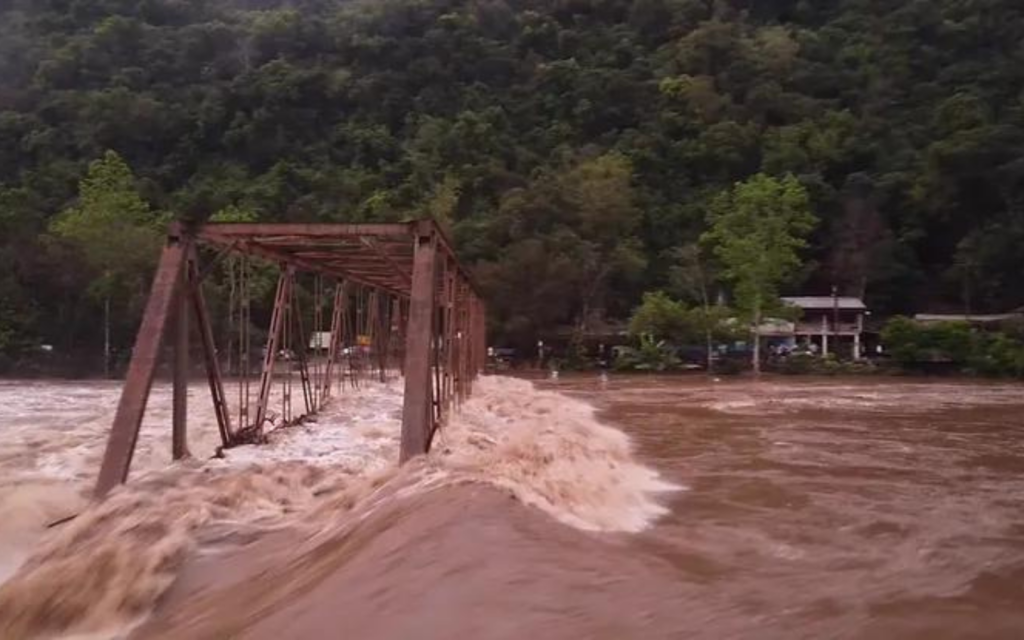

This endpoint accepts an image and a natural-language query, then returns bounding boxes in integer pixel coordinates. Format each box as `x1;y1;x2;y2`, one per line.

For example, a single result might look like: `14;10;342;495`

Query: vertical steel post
253;268;290;437
189;252;233;447
172;265;189;461
95;231;187;497
320;283;345;404
400;228;437;462
292;278;314;418
442;260;455;417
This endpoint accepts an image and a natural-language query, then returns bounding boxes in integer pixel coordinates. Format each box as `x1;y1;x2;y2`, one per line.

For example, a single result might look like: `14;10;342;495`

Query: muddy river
0;375;1021;639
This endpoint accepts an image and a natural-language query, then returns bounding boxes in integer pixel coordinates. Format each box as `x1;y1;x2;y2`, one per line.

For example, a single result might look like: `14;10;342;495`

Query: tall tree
667;243;718;371
49;151;163;376
703;173;815;374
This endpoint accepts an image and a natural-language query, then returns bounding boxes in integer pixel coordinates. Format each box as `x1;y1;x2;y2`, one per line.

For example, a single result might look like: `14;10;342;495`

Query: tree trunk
104;294;111;378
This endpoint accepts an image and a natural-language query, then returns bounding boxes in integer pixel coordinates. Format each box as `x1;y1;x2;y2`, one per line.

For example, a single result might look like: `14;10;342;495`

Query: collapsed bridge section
95;220;486;498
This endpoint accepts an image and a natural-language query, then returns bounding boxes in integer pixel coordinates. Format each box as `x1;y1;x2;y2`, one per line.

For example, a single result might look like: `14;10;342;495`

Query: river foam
0;376;673;639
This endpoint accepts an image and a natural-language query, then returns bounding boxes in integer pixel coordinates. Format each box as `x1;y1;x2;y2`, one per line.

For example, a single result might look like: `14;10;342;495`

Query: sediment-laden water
1;375;1022;639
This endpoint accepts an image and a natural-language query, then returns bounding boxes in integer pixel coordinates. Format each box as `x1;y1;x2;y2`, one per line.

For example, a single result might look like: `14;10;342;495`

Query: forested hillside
2;0;1023;364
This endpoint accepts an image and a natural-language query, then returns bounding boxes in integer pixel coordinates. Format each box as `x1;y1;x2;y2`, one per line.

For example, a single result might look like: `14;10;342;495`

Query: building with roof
765;296;869;359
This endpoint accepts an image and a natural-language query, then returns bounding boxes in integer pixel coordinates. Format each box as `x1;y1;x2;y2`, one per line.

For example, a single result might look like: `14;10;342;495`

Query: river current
0;374;1022;639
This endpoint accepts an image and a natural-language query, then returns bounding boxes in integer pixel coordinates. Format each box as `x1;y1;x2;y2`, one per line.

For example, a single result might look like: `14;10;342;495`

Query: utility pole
831;284;840;358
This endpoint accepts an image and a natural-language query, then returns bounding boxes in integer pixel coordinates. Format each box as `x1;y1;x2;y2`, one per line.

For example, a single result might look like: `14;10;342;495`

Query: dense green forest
2;0;1024;369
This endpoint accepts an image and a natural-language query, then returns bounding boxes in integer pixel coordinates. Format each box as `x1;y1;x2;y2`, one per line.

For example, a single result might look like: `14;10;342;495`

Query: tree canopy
1;0;1024;365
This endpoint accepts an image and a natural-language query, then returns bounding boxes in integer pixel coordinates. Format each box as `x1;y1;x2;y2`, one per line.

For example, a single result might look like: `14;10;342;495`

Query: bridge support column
95;227;188;498
172;260;189;461
400;227;437;462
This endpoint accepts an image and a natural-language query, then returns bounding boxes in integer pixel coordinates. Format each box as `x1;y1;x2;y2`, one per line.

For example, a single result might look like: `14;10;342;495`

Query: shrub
882;316;1024;378
613;334;681;372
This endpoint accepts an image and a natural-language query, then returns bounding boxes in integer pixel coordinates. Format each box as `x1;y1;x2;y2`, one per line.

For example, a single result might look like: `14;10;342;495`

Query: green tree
49;151;163;376
667;242;719;371
628;291;694;343
703;173;815;374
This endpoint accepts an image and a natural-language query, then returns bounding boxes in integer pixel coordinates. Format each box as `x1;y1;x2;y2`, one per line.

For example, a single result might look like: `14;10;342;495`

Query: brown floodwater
549;375;1024;639
1;375;1022;639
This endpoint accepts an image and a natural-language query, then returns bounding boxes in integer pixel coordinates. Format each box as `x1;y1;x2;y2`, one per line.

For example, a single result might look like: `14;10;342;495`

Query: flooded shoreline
1;375;1023;638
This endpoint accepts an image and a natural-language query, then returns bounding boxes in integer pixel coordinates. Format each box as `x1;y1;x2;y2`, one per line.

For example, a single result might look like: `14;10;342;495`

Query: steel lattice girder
94;220;486;498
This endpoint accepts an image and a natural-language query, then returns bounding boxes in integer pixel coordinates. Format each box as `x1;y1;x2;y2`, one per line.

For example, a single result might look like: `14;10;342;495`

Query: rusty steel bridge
95;220;486;498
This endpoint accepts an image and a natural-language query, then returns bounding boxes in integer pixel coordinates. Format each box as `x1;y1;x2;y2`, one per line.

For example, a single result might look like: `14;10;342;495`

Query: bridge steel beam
94;219;484;497
400;228;438;462
95;227;188;498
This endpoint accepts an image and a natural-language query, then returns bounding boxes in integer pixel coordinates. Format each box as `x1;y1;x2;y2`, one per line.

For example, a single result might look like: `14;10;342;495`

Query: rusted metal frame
467;293;478;388
431;257;446;428
451;280;462;409
469;294;477;382
201;236;415;299
281;269;293;424
360;236;412;286
237;254;252;433
344;284;361;391
415;219;478;294
476;296;482;381
250;267;290;441
216;240;407;298
321;283;345;405
198;223;417;240
442;258;457;419
316;261;408;298
390;295;402;376
398;297;408;376
370;288;382;380
342;283;357;391
198;219;480;299
475;296;487;381
372;290;390;382
187;248;234;448
463;286;474;394
296;256;403;272
380;291;391;380
316;259;406;284
95;231;188;498
311;275;322;411
400;230;438;462
172;256;189;461
195;240;240;284
455;279;469;407
290;275;315;420
353;285;365;385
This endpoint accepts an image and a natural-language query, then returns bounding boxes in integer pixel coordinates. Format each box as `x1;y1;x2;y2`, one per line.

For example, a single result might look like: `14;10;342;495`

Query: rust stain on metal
94;220;485;495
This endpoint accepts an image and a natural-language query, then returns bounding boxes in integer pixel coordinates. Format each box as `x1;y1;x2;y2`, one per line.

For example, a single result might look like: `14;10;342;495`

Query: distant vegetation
2;0;1024;372
881;317;1024;378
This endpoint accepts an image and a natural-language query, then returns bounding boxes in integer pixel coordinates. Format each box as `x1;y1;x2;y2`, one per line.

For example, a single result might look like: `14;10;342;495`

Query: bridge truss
95;220;486;497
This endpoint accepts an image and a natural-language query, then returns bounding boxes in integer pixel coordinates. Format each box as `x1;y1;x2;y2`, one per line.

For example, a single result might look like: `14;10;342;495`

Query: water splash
0;376;672;639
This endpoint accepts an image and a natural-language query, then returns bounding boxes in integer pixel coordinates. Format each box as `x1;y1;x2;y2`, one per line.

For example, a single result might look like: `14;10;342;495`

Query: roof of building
781;296;867;311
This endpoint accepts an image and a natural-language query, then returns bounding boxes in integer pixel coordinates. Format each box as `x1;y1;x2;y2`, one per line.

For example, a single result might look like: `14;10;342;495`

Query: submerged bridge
95;220;486;498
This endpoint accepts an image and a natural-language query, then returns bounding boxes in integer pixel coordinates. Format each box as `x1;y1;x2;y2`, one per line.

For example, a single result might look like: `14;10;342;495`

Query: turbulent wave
0;376;674;639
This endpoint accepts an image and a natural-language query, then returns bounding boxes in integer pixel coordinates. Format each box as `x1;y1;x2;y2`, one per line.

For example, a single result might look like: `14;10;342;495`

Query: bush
773;353;879;376
613;334;681;372
881;316;1024;378
968;333;1024;377
775;352;817;374
881;317;973;366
